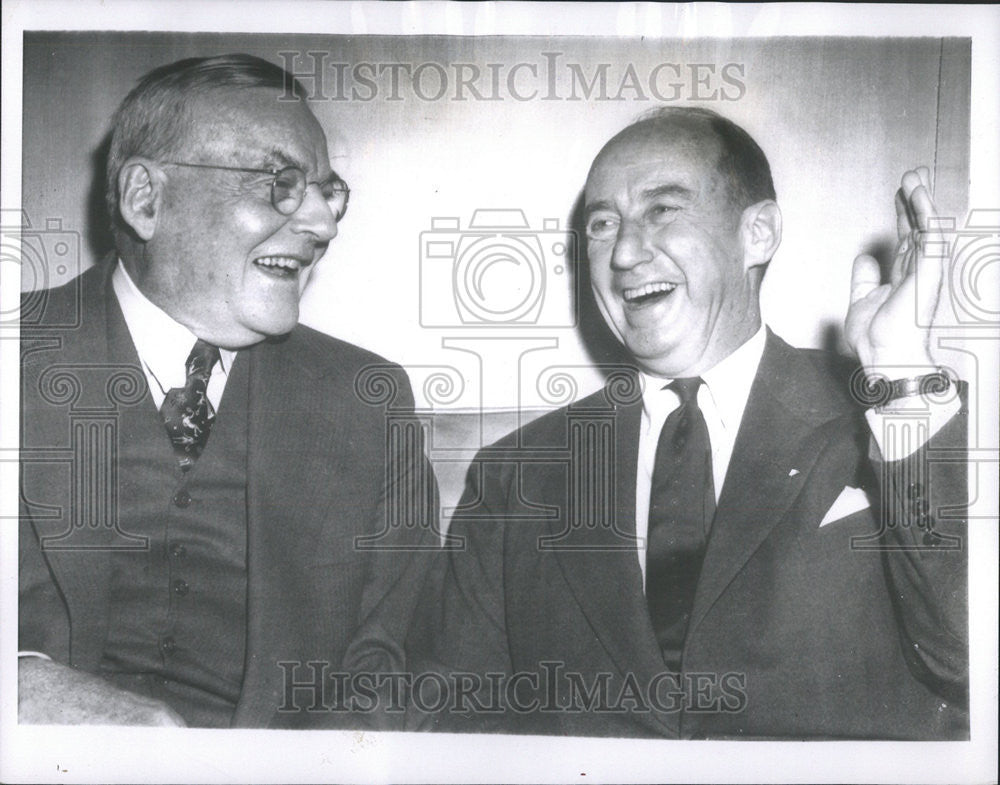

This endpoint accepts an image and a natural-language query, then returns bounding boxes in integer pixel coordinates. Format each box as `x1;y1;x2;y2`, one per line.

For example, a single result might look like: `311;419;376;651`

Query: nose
610;220;652;271
290;183;338;243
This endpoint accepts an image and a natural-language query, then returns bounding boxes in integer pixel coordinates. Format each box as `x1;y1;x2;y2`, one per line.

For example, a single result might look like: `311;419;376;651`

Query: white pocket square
820;486;871;527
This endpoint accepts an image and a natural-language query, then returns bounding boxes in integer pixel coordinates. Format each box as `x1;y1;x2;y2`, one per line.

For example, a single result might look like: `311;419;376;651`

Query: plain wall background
20;33;971;410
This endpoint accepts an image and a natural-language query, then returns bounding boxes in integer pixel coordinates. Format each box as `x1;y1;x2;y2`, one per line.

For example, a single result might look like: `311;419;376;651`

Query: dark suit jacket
412;331;968;739
19;264;439;728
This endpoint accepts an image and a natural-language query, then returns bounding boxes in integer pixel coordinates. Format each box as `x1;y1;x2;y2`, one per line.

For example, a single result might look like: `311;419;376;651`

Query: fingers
895;188;912;239
897;167;945;322
915;165;932;192
850;253;882;304
900;167;939;232
891;234;912;286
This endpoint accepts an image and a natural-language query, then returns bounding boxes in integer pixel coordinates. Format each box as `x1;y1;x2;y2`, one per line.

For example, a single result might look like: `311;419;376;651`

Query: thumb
850;253;882;304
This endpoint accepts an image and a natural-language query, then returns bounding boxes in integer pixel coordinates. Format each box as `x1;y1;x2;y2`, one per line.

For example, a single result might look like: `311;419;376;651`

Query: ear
739;199;782;272
117;159;164;242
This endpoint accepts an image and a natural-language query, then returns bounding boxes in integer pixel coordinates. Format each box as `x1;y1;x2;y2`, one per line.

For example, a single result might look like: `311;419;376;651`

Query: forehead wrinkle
640;183;696;201
189;89;330;174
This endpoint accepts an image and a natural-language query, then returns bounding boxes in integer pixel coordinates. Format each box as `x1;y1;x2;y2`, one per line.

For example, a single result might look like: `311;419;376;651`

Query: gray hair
106;53;305;242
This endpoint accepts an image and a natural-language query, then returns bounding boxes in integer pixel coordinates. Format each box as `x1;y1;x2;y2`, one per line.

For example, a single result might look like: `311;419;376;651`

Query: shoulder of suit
761;334;865;426
282;323;402;376
21;264;105;330
267;324;416;411
20;266;109;375
490;385;622;450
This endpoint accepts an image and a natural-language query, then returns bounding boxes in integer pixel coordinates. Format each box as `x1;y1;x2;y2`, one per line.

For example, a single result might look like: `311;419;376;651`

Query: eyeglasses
162;161;350;219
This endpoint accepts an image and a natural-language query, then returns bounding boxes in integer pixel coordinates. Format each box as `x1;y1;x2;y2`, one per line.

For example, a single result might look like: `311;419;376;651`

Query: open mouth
253;255;307;279
622;281;679;306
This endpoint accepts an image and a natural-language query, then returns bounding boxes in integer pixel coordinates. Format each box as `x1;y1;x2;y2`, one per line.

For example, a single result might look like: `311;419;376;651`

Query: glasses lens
271;167;306;215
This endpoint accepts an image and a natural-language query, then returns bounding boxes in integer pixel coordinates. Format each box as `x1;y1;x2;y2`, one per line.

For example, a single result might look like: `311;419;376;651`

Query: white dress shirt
633;325;960;588
112;261;236;411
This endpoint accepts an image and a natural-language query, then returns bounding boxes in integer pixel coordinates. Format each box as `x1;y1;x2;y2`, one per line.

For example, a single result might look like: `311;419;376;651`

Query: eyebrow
641;183;696;201
583;199;615;217
584;183;697;216
261;147;309;172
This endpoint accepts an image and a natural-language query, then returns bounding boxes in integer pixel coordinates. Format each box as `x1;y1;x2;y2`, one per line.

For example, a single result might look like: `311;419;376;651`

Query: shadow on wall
818;233;897;355
86;131;116;262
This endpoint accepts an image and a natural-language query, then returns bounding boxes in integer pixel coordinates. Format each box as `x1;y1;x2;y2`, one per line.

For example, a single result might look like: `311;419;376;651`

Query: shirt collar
112;260;235;393
640;324;767;432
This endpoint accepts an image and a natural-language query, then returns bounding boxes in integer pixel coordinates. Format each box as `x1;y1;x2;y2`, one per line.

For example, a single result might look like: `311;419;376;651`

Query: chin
260;320;299;338
242;312;300;341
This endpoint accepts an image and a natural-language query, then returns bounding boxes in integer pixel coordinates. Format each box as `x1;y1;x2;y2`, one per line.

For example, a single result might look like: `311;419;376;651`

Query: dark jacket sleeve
18;495;72;661
326;366;443;730
875;398;969;707
406;451;517;733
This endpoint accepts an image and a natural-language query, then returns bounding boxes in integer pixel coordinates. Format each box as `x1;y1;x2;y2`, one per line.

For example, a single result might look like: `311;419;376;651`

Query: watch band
857;368;954;410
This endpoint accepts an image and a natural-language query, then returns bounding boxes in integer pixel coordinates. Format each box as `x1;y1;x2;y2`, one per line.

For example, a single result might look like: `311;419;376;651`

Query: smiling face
134;88;338;348
584;120;764;378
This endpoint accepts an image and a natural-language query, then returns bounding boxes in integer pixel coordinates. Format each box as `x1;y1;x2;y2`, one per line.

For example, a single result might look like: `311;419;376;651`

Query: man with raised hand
415;107;966;739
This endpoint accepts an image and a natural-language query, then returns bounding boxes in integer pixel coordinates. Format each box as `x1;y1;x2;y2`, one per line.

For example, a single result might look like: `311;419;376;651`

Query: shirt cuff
865;397;962;462
17;651;52;661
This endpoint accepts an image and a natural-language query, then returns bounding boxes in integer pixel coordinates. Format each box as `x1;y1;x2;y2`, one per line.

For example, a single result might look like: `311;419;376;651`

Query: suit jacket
412;331;968;739
19;264;439;728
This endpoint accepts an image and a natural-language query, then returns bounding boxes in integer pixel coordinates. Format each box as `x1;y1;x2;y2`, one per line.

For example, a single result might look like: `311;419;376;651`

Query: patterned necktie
159;339;220;471
646;377;716;672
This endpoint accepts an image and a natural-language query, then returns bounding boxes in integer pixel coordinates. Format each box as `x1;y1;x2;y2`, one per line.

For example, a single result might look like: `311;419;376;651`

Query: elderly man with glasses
19;54;437;728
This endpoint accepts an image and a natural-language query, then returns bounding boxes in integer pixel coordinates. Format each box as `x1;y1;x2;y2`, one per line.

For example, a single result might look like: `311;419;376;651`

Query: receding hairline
587;108;777;216
589;114;724;178
172;85;325;152
584;116;733;209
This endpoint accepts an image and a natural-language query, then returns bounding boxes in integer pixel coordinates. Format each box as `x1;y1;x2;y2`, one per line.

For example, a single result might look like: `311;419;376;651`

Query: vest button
172;579;189;596
160;636;176;654
172;490;192;508
170;543;186;558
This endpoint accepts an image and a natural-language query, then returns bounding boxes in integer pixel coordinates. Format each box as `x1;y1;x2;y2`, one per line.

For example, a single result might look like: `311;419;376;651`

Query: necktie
646;377;716;672
159;339;220;471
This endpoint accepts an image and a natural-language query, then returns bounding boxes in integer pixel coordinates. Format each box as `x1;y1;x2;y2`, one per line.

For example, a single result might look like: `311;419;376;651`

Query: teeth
623;281;677;302
254;256;301;272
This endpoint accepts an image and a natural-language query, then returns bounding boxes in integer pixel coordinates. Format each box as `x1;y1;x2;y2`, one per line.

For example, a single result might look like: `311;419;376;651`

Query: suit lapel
687;332;850;637
24;263;146;667
549;384;678;736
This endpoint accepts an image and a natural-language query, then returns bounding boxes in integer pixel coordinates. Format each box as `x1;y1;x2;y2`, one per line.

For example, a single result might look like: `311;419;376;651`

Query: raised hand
846;167;944;374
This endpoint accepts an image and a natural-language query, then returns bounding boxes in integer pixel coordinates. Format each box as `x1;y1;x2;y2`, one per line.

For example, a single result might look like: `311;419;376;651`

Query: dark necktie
159;339;220;471
646;377;716;672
